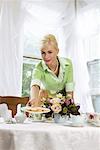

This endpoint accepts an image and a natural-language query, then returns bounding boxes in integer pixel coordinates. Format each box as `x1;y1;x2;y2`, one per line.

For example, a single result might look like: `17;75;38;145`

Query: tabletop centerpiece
43;93;80;123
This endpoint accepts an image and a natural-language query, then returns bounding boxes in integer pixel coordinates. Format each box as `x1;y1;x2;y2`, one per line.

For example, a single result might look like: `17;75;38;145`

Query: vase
54;113;68;123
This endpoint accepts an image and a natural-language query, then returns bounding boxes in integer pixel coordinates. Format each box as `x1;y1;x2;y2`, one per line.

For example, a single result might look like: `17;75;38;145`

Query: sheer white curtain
61;2;100;112
0;0;25;96
63;1;100;112
65;36;94;112
84;34;100;61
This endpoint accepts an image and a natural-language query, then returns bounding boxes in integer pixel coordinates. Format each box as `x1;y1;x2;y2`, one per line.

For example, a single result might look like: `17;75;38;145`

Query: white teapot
14;104;26;123
14;112;26;123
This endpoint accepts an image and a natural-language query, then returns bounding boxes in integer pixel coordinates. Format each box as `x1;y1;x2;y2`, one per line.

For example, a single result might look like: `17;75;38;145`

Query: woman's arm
27;86;49;106
31;85;40;99
27;85;41;106
65;59;74;99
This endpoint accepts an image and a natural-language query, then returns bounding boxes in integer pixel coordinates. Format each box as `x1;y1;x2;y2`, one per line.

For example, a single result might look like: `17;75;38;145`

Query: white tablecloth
0;122;100;150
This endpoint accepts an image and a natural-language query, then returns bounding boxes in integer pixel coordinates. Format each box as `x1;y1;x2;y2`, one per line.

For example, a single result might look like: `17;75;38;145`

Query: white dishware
0;103;8;118
29;113;43;121
94;113;100;124
62;117;86;127
92;122;100;127
4;110;12;123
70;114;86;125
21;106;50;114
14;112;26;123
86;113;100;124
54;114;68;123
0;103;13;123
0;117;4;123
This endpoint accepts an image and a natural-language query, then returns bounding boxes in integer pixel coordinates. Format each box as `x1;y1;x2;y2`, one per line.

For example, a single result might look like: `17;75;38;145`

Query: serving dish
21;106;50;114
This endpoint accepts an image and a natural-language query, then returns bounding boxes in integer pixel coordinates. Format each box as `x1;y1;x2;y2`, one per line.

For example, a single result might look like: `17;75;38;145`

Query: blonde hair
40;34;58;50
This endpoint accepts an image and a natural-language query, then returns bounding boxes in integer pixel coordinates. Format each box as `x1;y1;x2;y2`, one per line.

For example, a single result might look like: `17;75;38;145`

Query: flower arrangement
43;93;80;118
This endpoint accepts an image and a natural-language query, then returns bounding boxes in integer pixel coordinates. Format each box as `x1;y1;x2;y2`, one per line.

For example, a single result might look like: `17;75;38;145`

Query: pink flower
65;99;71;106
71;99;74;104
51;103;62;113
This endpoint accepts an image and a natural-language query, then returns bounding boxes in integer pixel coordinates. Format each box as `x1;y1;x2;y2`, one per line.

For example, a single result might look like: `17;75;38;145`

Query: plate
28;117;45;122
70;123;84;127
21;106;50;114
62;121;85;127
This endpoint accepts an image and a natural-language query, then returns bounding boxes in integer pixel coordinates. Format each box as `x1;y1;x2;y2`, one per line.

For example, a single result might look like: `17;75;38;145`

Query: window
22;57;40;96
22;30;42;96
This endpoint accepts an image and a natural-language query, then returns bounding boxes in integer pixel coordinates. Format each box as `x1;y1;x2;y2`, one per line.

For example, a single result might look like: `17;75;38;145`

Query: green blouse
31;57;74;96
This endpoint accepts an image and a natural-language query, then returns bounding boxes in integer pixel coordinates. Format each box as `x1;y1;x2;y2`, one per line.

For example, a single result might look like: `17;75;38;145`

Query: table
0;122;100;150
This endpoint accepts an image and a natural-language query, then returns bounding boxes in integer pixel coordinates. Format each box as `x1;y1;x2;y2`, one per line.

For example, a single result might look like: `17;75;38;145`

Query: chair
0;96;29;117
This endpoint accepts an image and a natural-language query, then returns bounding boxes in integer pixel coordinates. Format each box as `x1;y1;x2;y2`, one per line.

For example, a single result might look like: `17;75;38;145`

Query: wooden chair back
0;96;29;117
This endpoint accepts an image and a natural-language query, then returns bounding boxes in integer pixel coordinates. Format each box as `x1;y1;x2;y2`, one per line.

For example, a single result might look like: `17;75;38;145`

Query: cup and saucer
91;113;100;127
63;114;86;127
92;121;100;127
86;113;100;126
71;115;86;127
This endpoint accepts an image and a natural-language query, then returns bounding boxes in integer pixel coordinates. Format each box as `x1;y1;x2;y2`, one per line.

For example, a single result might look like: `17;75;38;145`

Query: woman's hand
39;90;48;102
27;90;48;107
27;98;41;107
66;92;74;100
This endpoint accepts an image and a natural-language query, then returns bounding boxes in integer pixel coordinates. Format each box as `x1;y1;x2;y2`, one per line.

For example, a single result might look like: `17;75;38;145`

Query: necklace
53;60;59;74
48;59;59;75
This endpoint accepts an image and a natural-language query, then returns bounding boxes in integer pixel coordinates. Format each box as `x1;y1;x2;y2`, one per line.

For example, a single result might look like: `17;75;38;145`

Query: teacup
70;114;85;125
86;113;100;123
94;113;100;124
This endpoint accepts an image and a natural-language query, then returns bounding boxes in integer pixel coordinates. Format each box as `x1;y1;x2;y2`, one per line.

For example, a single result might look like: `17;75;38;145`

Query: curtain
23;0;100;112
0;0;25;96
58;1;100;112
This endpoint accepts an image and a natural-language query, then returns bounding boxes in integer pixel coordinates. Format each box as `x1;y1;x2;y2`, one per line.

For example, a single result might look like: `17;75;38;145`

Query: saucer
21;106;50;114
62;121;85;127
70;122;85;127
28;117;45;122
91;122;100;127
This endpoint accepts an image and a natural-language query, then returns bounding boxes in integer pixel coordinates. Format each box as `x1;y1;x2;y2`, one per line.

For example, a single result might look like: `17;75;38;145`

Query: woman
27;34;74;106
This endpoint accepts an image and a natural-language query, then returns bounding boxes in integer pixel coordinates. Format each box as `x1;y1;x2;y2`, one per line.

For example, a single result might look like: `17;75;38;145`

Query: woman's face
41;44;58;66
